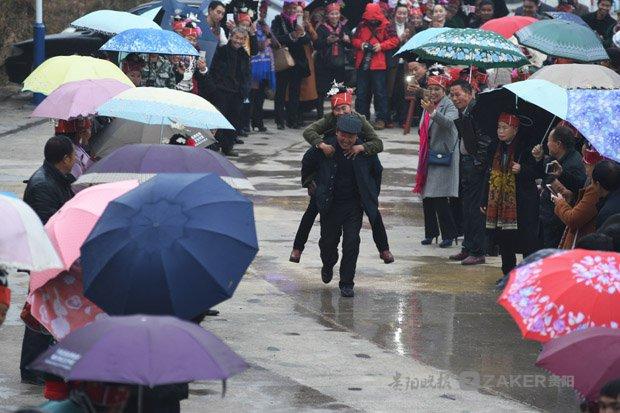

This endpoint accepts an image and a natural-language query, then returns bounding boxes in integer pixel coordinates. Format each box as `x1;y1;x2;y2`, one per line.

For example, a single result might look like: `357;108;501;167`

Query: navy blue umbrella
81;173;258;319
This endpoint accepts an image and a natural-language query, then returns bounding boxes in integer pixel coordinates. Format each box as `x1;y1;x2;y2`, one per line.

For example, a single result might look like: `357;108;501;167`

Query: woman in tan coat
552;144;605;249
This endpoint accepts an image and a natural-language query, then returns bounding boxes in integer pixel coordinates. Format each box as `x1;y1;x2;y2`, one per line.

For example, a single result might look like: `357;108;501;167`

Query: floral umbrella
498;249;620;343
413;28;529;69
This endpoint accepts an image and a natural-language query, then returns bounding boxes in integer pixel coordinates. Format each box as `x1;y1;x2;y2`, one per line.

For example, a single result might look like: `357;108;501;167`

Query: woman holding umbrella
482;113;540;289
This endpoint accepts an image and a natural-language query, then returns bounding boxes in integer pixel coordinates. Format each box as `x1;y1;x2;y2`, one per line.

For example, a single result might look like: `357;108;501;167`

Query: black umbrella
474;86;557;148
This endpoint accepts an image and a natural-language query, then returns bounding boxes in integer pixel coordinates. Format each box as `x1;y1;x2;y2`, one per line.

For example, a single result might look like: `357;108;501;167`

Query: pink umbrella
31;78;133;120
28;263;106;340
29;180;138;292
536;327;620;400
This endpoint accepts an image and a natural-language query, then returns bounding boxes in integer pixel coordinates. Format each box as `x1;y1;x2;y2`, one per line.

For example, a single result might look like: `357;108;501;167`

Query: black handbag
428;140;458;166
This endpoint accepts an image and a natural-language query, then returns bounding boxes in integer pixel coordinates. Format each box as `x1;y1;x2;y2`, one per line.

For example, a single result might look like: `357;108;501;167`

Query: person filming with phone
532;125;586;248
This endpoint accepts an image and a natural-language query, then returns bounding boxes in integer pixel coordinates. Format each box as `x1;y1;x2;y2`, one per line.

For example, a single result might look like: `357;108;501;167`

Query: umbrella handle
540;115;556;145
138;385;144;413
222;379;227;398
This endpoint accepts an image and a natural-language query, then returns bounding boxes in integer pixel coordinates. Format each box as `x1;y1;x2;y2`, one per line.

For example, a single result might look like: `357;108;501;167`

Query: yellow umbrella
23;55;133;95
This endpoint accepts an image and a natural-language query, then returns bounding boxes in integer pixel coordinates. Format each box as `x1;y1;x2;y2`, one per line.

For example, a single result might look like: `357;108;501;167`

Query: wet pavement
0;89;577;412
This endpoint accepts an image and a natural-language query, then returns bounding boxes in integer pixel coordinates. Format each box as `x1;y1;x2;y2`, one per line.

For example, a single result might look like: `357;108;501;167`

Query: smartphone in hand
546;184;558;197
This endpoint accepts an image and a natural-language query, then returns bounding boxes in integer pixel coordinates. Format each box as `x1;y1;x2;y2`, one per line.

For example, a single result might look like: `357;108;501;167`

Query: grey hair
230;27;249;38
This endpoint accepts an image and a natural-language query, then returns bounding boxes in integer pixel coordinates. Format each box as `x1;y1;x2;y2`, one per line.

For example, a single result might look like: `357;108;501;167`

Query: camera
362;43;374;71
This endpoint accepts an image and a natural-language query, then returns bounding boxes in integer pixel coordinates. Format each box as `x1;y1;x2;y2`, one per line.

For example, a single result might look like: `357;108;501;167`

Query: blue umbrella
566;89;620;163
100;28;199;56
71;10;162;35
544;11;588;27
80;173;259;319
394;28;451;57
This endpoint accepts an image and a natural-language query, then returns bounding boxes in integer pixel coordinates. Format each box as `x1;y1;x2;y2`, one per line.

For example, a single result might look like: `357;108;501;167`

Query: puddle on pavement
261;257;577;412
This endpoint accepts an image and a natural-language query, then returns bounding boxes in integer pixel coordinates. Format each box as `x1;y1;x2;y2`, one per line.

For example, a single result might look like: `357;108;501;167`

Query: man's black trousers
460;155;486;257
319;201;363;288
211;92;242;154
294;196;389;253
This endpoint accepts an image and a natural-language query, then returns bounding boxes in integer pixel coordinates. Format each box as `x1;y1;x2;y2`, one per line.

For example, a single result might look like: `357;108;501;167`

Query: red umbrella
536;327;620;400
481;16;537;39
498;249;620;342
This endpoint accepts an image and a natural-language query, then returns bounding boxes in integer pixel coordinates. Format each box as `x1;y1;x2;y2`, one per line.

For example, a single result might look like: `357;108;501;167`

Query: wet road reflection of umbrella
74;144;254;191
81;174;259;319
22;56;134;95
31;79;133;120
100;28;199;56
499;249;620;342
0;194;62;271
29;315;249;411
89;118;215;159
71;10;162;35
536;327;620;400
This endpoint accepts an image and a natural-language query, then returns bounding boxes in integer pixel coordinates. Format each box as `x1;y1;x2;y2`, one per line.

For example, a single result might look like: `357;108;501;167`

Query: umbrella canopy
100;28;199;56
480;16;537;39
23;56;134;95
394;27;451;57
515;20;609;62
498;249;620;343
28;314;248;386
501;80;620;162
71;10;161;35
80;174;259;320
544;11;589;27
30;181;140;290
411;28;529;68
536;327;620;400
89;118;216;159
31;79;133;120
0;194;62;271
96;87;234;130
75;144;254;191
529;64;620;89
28;263;105;340
473;85;557;146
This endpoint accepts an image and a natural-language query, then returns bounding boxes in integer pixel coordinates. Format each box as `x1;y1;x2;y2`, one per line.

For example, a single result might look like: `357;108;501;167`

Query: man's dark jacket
454;99;491;167
301;136;383;222
23;161;75;224
596;188;620;230
539;149;587;226
202;43;251;98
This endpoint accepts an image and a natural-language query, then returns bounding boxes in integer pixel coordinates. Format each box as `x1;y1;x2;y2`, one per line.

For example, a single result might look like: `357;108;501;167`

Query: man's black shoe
235;138;245;144
276;123;285;130
340;286;354;298
238;130;249;137
223;150;239;157
321;266;333;284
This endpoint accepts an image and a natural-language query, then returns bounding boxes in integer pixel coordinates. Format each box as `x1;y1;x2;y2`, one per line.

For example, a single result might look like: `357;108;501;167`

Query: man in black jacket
448;80;491;265
301;114;383;298
205;27;252;157
21;135;76;384
532;126;587;248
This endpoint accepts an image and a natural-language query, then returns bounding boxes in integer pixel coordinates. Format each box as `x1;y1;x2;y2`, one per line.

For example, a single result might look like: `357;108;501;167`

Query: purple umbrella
74;144;254;191
28;314;248;386
31;79;133;120
536;327;620;400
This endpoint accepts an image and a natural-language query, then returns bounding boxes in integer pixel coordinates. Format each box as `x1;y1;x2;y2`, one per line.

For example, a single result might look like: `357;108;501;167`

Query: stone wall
0;0;142;85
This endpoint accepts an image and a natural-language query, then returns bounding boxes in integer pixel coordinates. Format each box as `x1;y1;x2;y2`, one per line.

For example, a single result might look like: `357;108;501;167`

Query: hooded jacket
351;4;399;71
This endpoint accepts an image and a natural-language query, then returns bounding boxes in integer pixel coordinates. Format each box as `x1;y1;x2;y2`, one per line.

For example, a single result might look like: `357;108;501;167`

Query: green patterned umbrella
414;28;529;69
515;20;608;62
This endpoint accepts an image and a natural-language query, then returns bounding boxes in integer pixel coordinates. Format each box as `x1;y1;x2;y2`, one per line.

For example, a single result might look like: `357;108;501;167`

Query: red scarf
413;111;431;194
322;21;343;56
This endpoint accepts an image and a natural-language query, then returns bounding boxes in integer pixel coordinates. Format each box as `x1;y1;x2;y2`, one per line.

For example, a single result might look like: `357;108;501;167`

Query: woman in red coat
351;3;400;130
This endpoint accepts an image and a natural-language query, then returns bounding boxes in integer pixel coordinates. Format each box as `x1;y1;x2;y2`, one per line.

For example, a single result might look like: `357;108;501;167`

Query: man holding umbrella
301;114;384;297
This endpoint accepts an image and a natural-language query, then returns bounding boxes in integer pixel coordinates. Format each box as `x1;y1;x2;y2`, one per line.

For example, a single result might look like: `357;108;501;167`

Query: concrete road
0;88;577;412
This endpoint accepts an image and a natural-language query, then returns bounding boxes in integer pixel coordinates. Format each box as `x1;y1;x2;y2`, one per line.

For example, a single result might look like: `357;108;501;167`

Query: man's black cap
336;114;362;134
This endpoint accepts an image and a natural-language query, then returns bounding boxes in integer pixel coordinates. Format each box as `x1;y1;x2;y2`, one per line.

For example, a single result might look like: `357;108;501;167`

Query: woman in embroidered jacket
482;113;540;282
